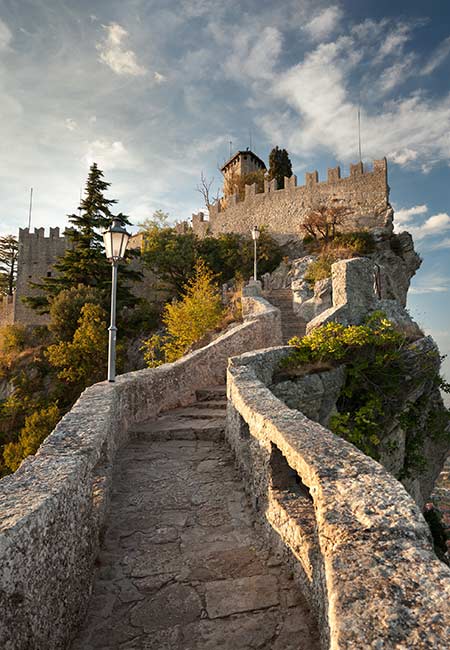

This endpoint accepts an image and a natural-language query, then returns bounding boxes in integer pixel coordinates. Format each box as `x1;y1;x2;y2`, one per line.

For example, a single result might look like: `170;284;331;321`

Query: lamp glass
251;226;260;240
103;219;130;261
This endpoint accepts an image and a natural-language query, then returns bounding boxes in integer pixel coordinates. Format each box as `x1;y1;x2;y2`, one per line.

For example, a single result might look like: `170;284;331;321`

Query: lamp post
103;217;131;382
251;225;260;281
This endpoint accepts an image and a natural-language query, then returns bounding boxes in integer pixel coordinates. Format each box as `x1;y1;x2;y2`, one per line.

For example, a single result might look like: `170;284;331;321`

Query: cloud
410;272;449;294
377;55;415;93
394;204;427;229
83;139;135;170
410;213;450;239
0;18;12;51
389;148;418;165
421;35;450;75
65;118;77;131
305;6;343;41
97;23;147;76
223;26;282;81
154;71;165;83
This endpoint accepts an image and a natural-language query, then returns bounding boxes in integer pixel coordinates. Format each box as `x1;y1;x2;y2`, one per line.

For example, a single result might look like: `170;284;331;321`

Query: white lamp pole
102;217;131;382
251;225;260;281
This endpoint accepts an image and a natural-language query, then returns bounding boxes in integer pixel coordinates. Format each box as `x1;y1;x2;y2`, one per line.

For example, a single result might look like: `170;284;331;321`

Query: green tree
142;260;224;365
141;228;282;294
0;235;19;296
3;403;60;472
45;303;108;388
49;284;102;342
268;146;292;189
25;163;141;313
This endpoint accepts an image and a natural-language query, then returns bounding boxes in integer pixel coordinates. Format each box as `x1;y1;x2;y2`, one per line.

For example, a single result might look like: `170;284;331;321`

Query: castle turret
221;149;266;197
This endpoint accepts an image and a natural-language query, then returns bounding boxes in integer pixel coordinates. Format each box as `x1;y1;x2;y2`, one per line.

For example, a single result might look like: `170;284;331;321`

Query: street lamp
103;217;131;382
251;225;260;281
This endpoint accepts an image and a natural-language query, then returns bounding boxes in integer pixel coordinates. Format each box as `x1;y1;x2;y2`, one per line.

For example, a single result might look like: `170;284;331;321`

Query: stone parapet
0;296;281;650
226;346;450;650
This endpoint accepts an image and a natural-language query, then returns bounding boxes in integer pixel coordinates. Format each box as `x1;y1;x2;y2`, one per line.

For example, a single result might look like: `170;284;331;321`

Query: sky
0;0;449;375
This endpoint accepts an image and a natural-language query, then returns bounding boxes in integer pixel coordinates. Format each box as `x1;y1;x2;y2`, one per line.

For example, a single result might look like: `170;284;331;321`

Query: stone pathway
71;387;319;650
264;289;306;343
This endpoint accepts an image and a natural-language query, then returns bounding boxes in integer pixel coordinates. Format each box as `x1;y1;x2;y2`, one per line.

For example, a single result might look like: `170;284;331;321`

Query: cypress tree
25;163;141;313
0;235;19;296
268;147;293;189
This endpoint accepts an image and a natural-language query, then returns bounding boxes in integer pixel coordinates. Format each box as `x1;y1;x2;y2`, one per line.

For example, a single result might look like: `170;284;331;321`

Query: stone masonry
191;159;391;239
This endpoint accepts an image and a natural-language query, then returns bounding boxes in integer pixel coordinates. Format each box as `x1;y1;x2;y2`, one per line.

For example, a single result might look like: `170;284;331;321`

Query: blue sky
0;0;449;374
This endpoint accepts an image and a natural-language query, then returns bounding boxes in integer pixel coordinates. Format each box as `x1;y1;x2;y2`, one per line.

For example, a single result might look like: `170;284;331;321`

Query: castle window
47;272;52;277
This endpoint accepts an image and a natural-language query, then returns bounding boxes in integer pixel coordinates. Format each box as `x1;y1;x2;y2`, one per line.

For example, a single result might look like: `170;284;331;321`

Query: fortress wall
0;295;15;326
192;159;391;238
226;347;450;650
0;294;281;650
14;227;70;326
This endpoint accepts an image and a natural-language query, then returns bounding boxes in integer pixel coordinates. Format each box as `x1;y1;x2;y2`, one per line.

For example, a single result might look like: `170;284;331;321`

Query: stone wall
0;295;15;326
0;295;281;650
226;347;450;650
191;159;391;239
13;227;70;326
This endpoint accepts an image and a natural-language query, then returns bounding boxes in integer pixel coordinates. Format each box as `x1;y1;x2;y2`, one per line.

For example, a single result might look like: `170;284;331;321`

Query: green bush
303;255;335;285
3;403;60;472
0;324;28;354
332;231;375;254
49;284;102;342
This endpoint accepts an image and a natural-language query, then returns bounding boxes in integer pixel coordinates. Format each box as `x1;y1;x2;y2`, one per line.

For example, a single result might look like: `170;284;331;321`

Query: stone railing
0;294;281;650
226;346;450;650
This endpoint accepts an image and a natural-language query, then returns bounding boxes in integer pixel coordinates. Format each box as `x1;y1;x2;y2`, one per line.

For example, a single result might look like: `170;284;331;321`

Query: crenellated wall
0;294;282;650
191;159;392;238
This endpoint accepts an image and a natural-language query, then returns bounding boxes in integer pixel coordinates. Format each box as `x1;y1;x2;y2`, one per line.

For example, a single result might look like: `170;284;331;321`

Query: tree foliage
268;147;292;189
49;284;102;342
302;204;351;243
3;403;60;472
0;235;19;296
45;303;108;388
25;163;141;313
141;226;282;294
141;260;224;366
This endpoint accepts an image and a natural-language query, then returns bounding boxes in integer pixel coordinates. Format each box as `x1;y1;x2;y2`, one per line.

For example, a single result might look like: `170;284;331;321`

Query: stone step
130;416;225;441
169;406;227;419
196;386;227;401
192;399;227;410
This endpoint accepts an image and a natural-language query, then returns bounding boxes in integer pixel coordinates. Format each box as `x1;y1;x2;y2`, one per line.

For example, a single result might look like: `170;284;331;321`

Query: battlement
208;158;387;217
191;158;390;239
18;226;68;242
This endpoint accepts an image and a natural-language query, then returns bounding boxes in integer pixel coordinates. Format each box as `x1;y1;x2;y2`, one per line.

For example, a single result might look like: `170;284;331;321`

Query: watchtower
221;149;266;196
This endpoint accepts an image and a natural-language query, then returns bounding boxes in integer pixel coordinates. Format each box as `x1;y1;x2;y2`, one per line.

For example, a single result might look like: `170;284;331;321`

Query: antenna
229;141;233;158
27;187;33;230
79;186;83;216
357;105;362;163
249;127;253;151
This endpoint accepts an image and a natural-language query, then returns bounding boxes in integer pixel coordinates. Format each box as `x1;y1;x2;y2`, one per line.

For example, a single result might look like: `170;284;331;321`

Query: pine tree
268;147;293;189
0;235;19;296
25;163;141;313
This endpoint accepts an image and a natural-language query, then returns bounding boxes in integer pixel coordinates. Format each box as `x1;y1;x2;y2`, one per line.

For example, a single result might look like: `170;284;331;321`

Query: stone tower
221;149;266;196
13;227;70;325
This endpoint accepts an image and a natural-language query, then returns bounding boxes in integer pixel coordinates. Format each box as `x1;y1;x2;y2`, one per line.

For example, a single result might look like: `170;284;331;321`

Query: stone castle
0;150;392;326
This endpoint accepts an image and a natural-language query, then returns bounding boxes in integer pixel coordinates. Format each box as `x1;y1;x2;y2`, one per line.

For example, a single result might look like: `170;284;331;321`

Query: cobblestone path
71;387;319;650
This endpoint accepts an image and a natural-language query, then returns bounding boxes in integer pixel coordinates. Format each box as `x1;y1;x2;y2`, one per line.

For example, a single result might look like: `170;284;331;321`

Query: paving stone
205;574;280;618
70;395;319;649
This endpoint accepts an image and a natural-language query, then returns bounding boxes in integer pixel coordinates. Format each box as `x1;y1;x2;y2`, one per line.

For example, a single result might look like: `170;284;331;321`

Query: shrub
49;284;102;342
303;255;336;285
46;303;108;387
141;260;224;366
3;403;60;472
0;324;27;354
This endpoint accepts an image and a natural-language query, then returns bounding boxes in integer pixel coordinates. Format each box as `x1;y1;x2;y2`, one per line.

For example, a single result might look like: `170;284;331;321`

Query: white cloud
223;26;282;81
0;18;12;51
377;55;415;93
65;118;77;131
410;272;449;294
394;204;427;229
408;213;450;240
421;35;450;75
97;23;147;76
83;139;134;170
154;71;165;83
305;6;342;41
390;148;418;165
